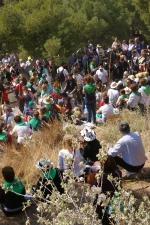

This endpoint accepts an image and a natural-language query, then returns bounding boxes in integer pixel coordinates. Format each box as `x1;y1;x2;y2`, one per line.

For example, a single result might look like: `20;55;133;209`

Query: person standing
83;75;96;124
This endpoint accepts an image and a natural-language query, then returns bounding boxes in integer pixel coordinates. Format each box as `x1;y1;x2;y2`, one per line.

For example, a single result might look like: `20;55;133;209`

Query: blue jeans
86;101;96;123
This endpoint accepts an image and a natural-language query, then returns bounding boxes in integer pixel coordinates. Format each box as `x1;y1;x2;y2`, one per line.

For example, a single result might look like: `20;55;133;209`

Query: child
116;89;128;109
29;111;41;131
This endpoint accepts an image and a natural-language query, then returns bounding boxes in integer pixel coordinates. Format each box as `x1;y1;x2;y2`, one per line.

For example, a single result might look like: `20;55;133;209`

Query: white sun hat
35;158;53;170
80;128;96;142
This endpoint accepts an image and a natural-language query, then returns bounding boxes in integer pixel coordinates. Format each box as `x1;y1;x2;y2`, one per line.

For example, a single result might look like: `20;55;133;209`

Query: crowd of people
0;37;149;224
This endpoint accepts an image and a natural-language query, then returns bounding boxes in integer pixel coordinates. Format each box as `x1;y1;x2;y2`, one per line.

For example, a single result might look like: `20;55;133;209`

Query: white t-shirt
12;123;30;143
2;114;15;127
57;66;69;81
99;104;114;120
108;89;119;105
73;74;83;85
57;148;84;176
96;69;108;83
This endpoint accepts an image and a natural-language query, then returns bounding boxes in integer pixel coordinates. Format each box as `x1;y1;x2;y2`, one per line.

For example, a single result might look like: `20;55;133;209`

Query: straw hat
128;75;135;81
124;87;131;95
97;44;102;48
43;96;54;105
135;72;149;78
110;82;118;89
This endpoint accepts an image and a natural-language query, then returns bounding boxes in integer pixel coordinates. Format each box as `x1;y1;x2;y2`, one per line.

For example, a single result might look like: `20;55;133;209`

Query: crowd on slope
0;37;149;224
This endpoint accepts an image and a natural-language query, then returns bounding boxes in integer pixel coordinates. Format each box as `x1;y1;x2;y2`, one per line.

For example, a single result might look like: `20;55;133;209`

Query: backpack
56;69;65;83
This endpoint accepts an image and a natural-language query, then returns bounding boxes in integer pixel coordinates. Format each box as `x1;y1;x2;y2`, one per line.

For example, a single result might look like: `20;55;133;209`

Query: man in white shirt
108;122;147;177
57;62;69;90
96;96;114;122
96;66;108;85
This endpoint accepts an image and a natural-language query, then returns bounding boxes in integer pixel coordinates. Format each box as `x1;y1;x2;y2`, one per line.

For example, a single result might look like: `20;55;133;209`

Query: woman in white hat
79;128;101;165
35;158;64;200
108;82;119;106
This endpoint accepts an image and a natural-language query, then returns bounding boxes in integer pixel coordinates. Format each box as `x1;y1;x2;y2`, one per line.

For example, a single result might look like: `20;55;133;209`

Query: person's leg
113;156;144;172
86;103;92;122
91;101;96;123
19;100;25;113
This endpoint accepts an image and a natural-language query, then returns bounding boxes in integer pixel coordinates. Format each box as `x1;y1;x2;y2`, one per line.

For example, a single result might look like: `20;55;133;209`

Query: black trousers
114;156;144;172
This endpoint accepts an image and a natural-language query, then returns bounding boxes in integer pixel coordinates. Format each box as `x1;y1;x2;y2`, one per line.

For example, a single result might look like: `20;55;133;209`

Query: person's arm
108;140;123;157
57;152;64;170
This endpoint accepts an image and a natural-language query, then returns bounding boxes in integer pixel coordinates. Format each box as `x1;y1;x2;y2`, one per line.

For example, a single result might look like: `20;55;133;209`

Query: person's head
123;71;129;78
132;50;137;55
60;92;68;100
42;84;47;92
141;49;146;57
14;115;22;124
103;96;109;104
103;156;117;173
135;38;139;43
43;80;48;86
29;77;35;83
114;60;119;66
4;100;10;106
33;111;39;118
84;75;93;84
115;37;118;42
96;81;102;91
39;107;47;116
73;69;79;76
62;134;73;152
35;158;53;172
126;78;132;87
130;83;138;92
139;78;147;86
102;91;107;97
4;107;11;115
68;74;73;80
53;80;60;89
73;62;79;68
120;89;125;95
2;166;15;182
61;62;65;67
129;39;133;44
119;122;130;134
0;122;5;130
22;86;28;92
122;40;126;44
92;58;96;64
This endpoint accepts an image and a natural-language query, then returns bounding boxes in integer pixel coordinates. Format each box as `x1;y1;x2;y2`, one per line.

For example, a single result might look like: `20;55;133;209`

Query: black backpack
56;69;65;82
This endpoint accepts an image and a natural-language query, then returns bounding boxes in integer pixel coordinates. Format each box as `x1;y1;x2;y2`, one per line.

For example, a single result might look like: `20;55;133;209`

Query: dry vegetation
0;110;150;190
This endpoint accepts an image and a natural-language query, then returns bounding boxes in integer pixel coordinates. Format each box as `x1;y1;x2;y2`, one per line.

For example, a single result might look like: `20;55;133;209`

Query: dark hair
103;156;117;173
103;96;109;104
130;83;138;92
119;122;130;134
14;115;22;123
120;89;125;94
61;62;65;67
73;69;79;74
2;166;15;182
34;111;39;118
43;80;48;85
4;100;10;105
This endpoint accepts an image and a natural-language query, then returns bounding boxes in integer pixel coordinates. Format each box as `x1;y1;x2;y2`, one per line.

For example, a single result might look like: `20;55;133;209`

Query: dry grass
97;109;150;152
0;109;150;191
0;121;64;186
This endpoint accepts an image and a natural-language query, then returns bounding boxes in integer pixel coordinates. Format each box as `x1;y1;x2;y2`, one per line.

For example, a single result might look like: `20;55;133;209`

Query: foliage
0;0;149;60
